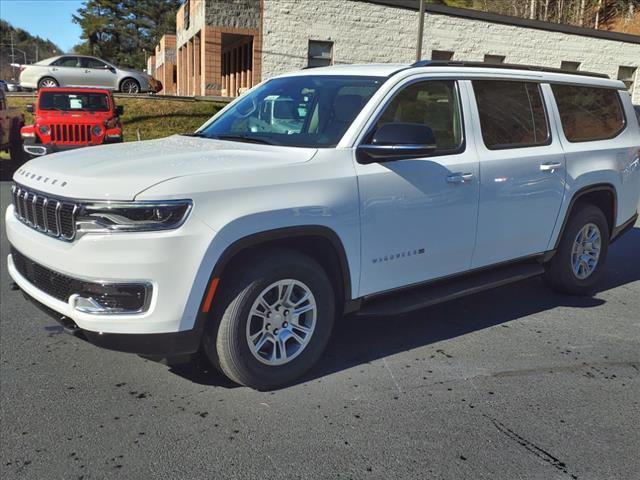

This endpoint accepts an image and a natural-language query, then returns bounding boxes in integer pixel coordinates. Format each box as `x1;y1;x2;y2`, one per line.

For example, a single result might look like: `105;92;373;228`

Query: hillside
0;20;61;82
433;0;640;33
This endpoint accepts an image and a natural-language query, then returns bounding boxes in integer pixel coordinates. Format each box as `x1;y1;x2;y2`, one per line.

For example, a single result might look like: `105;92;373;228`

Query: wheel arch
551;183;617;252
210;225;353;310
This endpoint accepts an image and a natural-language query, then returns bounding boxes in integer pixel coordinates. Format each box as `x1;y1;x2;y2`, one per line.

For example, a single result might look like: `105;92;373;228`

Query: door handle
84;69;91;73
446;172;474;184
540;162;562;172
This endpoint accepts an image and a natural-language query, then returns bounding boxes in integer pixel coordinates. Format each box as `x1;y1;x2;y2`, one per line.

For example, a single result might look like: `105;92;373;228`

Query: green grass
5;95;225;143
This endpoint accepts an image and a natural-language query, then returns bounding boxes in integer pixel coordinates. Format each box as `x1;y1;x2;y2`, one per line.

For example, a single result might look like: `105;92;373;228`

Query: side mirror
115;105;124;116
26;104;34;113
108;66;116;73
357;123;437;164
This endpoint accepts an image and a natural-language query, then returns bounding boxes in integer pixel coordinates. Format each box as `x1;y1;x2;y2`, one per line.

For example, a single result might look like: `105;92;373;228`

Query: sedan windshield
198;75;385;147
39;92;110;112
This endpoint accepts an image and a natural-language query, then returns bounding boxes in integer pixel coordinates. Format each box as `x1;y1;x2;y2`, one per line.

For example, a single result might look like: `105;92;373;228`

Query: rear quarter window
551;84;626;142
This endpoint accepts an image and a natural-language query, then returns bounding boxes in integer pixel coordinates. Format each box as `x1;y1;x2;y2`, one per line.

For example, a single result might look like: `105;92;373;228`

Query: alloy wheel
245;279;317;366
571;222;602;280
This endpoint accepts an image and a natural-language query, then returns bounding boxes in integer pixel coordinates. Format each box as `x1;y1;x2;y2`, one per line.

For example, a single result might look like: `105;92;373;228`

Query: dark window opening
431;50;454;61
308;41;333;68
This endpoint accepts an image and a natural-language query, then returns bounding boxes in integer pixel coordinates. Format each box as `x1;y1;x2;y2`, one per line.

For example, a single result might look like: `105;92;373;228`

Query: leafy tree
72;0;180;69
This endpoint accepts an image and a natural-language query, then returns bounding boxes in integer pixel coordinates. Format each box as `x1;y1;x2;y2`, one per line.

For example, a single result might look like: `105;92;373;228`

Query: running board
358;262;545;317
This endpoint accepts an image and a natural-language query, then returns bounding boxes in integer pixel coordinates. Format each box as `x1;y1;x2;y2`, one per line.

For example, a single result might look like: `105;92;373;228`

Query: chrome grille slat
10;184;78;241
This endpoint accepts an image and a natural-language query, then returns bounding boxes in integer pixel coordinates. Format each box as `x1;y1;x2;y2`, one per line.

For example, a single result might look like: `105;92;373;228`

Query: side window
81;58;108;69
551;84;626;142
473;80;549;150
376;80;463;152
52;57;79;67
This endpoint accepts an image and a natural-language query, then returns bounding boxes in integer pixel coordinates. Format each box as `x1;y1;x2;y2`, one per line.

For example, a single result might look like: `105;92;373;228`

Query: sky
1;0;84;53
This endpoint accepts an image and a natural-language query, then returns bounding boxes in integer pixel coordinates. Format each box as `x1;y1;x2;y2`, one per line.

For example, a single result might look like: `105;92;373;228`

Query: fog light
70;283;151;314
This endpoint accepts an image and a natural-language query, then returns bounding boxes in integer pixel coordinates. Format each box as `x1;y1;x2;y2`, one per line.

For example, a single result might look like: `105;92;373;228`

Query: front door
469;80;565;268
355;79;480;296
79;58;117;89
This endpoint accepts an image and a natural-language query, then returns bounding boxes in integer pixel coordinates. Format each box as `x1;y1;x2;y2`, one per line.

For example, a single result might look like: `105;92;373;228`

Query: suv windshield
198;75;384;147
39;92;110;112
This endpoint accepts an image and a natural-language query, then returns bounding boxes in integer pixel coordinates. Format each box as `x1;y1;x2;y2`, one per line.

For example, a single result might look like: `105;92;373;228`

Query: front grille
11;184;78;240
11;247;149;312
51;124;92;144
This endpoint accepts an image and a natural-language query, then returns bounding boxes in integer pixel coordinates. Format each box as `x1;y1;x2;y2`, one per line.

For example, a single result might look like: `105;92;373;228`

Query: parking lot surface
1;180;639;480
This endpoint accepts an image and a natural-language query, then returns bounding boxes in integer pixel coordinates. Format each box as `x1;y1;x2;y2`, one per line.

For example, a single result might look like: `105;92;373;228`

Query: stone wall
205;0;260;30
261;0;640;103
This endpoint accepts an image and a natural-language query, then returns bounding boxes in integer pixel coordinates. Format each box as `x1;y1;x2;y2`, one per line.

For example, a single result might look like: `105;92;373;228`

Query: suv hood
14;135;317;200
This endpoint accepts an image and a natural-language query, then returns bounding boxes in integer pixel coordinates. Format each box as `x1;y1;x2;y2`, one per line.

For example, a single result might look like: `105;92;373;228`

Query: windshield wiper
213;134;278;145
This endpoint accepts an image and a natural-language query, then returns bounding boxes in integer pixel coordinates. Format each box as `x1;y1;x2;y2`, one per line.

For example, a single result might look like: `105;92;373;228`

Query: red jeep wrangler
21;87;124;157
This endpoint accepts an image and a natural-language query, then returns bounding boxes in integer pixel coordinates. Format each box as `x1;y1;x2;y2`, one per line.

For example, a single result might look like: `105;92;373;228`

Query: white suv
6;62;640;389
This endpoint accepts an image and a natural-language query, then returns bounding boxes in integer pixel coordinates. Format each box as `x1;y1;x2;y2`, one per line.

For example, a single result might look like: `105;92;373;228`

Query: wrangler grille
51;124;92;144
11;184;78;240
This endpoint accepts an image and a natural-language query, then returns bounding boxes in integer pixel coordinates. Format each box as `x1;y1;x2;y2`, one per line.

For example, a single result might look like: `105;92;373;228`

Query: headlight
91;125;104;136
76;200;192;233
39;125;50;135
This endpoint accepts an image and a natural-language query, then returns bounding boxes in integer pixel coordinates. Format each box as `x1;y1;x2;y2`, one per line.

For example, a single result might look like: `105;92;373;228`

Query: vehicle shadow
169;226;640;389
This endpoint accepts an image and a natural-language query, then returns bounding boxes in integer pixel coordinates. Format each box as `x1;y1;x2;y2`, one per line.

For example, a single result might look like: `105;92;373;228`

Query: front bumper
6;204;215;337
20;289;200;356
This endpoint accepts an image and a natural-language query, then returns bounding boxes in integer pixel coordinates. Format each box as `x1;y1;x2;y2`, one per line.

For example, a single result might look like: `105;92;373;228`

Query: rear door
355;78;480;296
50;56;82;86
469;79;565;268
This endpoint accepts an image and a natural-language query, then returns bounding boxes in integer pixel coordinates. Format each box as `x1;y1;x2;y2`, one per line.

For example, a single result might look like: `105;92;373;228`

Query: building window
307;40;333;68
431;50;454;61
618;66;637;93
561;61;581;72
484;54;505;64
184;0;190;30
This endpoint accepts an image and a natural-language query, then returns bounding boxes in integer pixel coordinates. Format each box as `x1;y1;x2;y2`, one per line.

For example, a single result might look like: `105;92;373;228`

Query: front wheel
544;204;610;295
203;249;336;390
120;78;140;94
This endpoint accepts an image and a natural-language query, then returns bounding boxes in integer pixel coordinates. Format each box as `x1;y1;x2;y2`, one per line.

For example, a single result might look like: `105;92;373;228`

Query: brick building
171;0;640;102
153;34;178;95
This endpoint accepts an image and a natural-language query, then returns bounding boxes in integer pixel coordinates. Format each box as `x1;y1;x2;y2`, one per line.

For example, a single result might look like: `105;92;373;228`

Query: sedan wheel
38;77;58;89
120;79;140;94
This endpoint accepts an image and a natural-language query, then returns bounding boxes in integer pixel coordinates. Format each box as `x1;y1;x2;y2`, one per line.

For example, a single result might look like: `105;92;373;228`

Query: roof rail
410;60;609;79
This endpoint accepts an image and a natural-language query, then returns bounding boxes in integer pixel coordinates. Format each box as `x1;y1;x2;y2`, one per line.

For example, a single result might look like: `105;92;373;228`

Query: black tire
203;249;336;390
120;78;140;94
544;204;610;295
38;77;58;89
8;119;23;162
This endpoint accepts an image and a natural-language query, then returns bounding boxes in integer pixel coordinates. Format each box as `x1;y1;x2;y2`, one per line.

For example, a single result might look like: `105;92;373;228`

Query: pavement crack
484;414;578;479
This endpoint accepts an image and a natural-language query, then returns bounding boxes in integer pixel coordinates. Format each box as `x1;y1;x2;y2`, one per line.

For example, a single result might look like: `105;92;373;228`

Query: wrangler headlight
76;200;192;233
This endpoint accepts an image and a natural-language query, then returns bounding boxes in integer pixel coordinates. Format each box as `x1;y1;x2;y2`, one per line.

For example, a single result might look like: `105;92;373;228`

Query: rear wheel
203;249;335;390
38;77;58;89
120;78;140;94
544;204;609;295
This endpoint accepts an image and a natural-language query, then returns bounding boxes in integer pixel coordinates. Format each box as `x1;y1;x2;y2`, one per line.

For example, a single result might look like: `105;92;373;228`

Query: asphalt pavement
1;177;639;480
